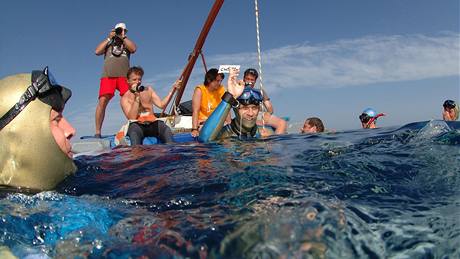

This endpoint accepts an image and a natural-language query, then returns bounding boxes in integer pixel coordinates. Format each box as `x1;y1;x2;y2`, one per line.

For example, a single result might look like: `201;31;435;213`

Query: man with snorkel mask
359;108;385;129
0;67;77;190
198;68;266;142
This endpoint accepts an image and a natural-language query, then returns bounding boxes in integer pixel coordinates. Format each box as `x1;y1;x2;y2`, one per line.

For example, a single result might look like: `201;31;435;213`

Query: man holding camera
94;22;137;138
120;66;181;145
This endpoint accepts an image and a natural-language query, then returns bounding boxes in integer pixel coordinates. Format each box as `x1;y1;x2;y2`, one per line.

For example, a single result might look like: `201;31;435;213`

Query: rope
200;51;208;73
254;0;264;93
254;0;268;132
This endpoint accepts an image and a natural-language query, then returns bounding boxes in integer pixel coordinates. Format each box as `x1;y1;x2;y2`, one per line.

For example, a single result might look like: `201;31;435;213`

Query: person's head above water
233;86;263;129
301;117;325;133
359;108;385;129
442;99;458;121
0;67;76;190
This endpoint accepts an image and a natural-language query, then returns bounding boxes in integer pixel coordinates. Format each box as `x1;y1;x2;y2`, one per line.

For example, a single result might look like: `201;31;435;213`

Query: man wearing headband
198;68;265;142
243;68;287;135
0;67;77;190
359;108;385;129
94;22;137;138
442;100;459;121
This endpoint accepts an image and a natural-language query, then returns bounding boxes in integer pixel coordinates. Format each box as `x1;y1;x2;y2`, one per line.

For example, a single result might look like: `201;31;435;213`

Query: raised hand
227;68;245;98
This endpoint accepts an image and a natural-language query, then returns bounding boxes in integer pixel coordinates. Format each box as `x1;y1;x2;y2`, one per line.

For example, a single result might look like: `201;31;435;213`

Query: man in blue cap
359;108;385;129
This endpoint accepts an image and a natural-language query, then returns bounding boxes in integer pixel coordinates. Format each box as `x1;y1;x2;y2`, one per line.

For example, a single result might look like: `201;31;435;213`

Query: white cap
114;22;127;31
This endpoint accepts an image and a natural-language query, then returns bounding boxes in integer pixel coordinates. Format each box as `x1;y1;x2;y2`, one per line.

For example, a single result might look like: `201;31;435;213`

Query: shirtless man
120;66;181;145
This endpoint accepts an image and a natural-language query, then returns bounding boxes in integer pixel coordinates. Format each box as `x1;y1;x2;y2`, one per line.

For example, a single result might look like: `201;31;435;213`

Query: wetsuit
198;92;259;142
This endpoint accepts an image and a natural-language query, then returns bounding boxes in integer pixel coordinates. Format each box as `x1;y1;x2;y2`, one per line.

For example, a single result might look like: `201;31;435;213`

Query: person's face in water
301;121;318;133
128;72;142;90
50;109;75;158
443;107;457;121
244;74;257;87
238;104;260;126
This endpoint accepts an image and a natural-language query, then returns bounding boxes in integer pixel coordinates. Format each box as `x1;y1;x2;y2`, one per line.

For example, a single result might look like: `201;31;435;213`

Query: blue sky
1;0;459;137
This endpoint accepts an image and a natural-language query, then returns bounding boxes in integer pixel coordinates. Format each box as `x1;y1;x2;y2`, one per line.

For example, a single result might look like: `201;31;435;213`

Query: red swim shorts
99;77;129;98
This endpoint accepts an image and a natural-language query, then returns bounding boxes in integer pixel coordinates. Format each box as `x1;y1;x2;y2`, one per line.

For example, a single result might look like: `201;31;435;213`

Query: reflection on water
0;120;459;258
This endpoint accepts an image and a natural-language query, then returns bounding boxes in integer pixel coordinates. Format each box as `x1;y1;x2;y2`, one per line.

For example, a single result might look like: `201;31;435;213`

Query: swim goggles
0;67;71;131
237;86;263;105
443;100;456;109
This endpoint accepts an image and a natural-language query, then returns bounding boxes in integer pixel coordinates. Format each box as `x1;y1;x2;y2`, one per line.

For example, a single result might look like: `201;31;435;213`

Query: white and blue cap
362;108;377;118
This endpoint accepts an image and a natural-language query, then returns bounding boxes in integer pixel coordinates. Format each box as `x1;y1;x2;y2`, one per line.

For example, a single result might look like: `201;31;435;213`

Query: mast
161;0;225;116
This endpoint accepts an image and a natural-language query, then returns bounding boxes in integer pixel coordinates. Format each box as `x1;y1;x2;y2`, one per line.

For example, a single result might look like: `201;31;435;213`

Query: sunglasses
443;100;456;109
0;67;68;131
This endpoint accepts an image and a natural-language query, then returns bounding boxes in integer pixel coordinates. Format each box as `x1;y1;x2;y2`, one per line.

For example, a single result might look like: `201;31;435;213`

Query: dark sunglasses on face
443;100;456;109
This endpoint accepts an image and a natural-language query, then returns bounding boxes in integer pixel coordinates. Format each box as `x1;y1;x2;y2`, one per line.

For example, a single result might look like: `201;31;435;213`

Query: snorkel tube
365;113;385;128
198;92;237;142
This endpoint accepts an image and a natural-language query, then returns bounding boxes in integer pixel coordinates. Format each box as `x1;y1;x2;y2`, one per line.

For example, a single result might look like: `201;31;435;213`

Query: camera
136;85;145;92
115;27;123;36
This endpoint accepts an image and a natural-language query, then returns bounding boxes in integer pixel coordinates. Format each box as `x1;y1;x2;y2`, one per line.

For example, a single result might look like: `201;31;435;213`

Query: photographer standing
94;22;137;138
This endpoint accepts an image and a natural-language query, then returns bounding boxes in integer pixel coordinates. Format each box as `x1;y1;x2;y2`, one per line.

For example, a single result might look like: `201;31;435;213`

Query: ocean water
1;120;459;258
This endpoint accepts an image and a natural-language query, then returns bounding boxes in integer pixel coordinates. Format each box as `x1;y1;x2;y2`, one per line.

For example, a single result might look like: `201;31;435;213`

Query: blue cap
362;108;377;118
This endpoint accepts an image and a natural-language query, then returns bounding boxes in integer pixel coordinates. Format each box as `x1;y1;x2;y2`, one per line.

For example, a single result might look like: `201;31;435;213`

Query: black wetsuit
218;119;259;139
127;120;173;145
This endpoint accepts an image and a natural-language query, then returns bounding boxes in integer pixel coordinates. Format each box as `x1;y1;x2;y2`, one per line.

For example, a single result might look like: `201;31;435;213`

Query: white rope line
254;0;269;134
254;0;264;93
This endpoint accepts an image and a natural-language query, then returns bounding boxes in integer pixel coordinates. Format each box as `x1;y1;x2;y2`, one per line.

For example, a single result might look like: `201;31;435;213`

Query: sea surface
1;120;459;258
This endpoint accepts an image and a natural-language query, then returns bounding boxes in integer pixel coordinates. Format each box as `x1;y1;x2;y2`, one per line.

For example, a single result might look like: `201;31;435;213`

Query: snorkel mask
0;67;71;130
0;68;76;190
237;86;263;106
230;86;263;133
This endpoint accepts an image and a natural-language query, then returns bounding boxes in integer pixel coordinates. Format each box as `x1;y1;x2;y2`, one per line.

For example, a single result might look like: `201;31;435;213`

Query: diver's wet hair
305;117;325;132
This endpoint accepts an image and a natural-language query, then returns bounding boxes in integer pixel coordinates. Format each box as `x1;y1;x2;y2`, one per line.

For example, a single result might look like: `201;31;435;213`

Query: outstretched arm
151;80;182;109
261;89;274;114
